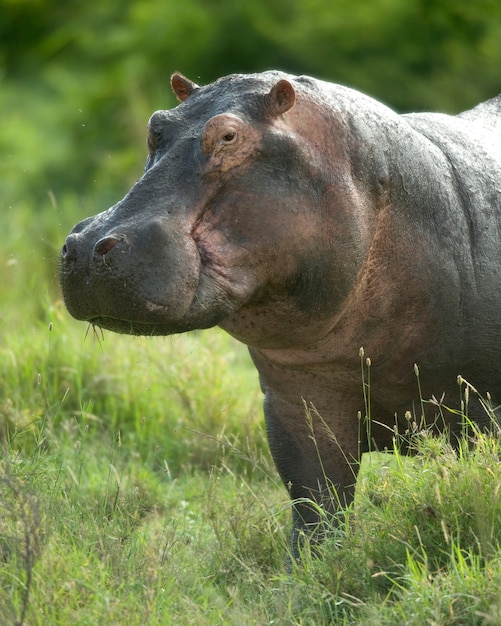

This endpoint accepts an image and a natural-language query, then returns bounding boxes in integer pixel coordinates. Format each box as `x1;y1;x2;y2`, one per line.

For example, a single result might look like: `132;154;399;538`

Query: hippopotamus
60;71;501;555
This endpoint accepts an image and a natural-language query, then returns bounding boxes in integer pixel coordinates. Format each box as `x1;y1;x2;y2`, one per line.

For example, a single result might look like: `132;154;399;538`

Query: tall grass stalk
359;347;372;452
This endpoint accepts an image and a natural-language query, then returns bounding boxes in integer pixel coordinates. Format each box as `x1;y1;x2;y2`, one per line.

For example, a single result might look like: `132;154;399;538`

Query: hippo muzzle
60;203;209;335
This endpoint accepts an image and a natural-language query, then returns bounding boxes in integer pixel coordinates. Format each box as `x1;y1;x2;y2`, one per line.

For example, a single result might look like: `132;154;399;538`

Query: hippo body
61;71;501;553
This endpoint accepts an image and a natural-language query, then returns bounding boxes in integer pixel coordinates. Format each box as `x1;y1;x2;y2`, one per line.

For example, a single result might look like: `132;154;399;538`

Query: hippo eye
201;115;243;154
222;131;236;143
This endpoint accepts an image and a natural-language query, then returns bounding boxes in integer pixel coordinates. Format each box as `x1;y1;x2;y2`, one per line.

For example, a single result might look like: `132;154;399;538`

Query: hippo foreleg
262;389;364;559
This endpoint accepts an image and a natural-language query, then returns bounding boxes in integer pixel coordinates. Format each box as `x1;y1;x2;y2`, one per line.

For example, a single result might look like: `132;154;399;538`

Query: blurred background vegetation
1;0;501;320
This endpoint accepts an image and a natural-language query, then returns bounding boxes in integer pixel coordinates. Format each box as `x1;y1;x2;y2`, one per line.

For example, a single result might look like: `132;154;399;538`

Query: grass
0;314;283;625
2;196;501;624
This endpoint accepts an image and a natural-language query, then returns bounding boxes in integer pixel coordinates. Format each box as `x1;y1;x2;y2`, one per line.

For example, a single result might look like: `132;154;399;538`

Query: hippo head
60;72;369;348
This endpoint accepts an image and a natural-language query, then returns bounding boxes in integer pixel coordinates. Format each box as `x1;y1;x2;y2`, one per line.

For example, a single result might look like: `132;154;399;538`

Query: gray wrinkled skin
60;71;501;557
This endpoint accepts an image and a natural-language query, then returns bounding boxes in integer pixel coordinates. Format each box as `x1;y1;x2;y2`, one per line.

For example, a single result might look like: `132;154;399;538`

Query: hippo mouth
88;315;203;336
88;316;162;336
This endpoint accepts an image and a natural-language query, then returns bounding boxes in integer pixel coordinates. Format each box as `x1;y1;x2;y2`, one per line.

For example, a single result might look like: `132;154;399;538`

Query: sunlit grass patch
0;304;263;473
0;420;289;626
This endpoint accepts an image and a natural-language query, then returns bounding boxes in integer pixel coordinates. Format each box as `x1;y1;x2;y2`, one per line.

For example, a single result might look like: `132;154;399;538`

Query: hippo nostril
94;236;120;257
61;234;78;261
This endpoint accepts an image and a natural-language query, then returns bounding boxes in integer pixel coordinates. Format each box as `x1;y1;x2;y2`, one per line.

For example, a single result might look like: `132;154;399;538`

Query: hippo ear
171;73;200;102
265;79;296;117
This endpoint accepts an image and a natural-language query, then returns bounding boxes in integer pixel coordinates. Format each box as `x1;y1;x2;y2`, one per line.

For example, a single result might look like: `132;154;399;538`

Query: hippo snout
59;212;206;335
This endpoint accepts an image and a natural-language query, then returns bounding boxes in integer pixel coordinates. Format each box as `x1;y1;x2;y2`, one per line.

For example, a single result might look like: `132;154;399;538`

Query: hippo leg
263;392;365;559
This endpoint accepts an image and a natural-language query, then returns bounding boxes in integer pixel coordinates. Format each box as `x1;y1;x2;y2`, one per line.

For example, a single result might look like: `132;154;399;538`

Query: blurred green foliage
1;0;501;223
